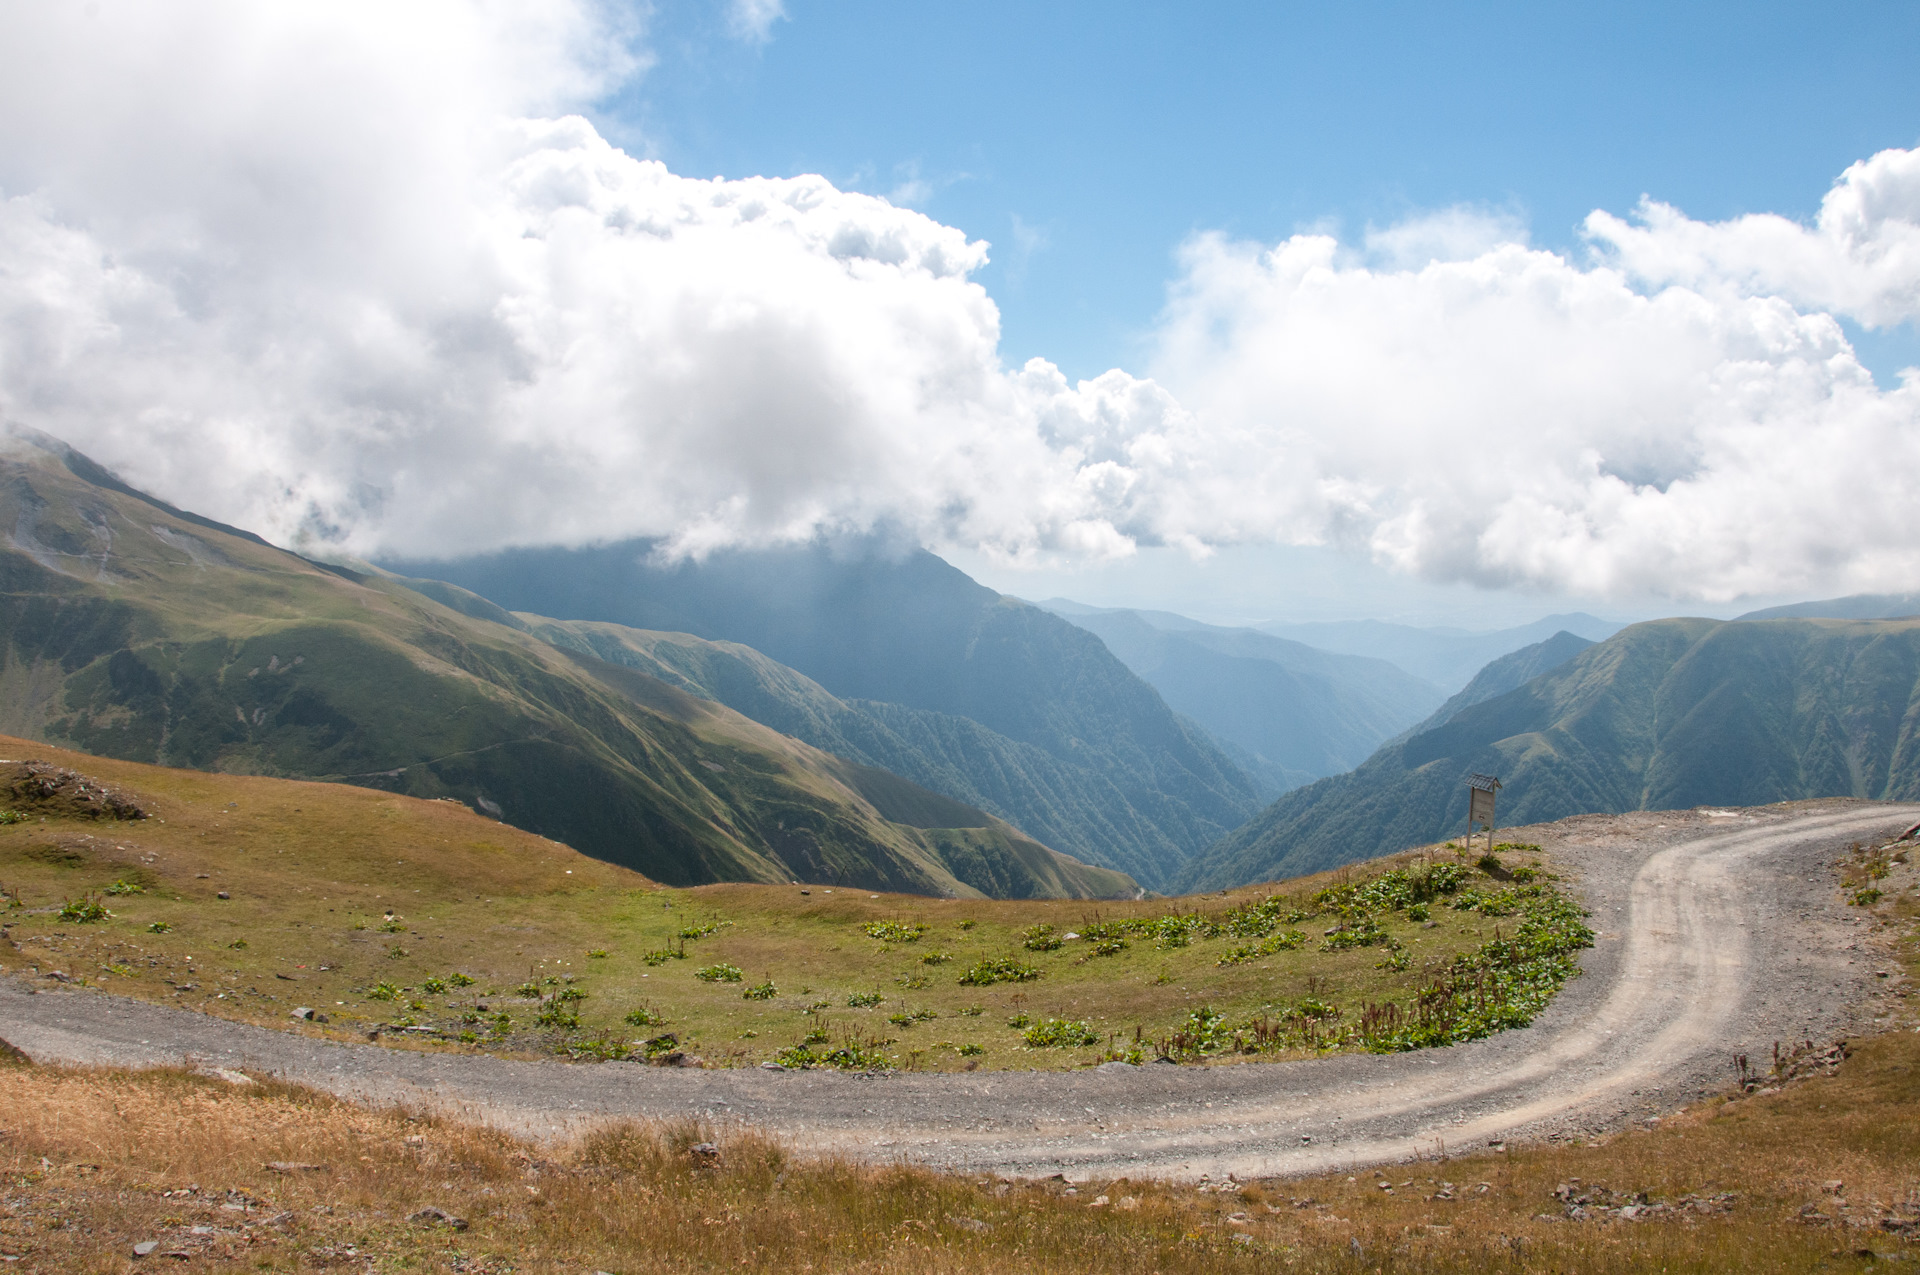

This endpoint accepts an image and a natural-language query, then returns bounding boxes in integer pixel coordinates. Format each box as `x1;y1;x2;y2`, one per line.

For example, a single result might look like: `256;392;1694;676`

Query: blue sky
612;1;1920;388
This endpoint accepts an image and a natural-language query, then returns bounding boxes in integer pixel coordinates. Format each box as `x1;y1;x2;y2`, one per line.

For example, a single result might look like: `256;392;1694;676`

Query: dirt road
1;802;1909;1180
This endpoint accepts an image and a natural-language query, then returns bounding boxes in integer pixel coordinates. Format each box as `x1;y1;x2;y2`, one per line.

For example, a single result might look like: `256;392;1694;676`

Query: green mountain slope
1737;592;1920;620
1396;630;1597;740
383;541;1262;889
1037;604;1444;795
0;429;1133;900
1178;616;1920;889
507;619;1183;891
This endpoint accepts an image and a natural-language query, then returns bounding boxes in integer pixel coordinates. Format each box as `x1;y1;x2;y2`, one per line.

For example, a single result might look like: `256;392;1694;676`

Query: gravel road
2;801;1910;1181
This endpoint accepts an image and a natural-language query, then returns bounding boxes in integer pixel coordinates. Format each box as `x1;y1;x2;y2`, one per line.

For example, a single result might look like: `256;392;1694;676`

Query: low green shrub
845;990;883;1008
743;981;777;1001
103;879;145;896
1021;923;1063;952
624;1007;666;1027
957;956;1040;986
1022;1018;1099;1049
1216;931;1304;965
862;921;927;943
535;1000;580;1029
57;894;111;924
695;963;743;983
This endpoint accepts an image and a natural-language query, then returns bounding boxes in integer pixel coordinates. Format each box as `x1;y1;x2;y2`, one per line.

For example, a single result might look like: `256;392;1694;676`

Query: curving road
1;802;1909;1180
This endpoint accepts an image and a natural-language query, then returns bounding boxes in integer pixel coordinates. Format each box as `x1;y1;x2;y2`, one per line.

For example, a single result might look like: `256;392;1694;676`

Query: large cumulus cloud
0;1;1917;601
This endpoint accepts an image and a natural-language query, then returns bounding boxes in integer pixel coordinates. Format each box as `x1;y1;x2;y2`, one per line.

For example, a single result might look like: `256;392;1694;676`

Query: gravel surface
2;801;1911;1181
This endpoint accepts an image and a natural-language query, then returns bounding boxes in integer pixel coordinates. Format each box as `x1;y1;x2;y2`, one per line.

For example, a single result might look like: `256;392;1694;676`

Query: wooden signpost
1465;773;1502;854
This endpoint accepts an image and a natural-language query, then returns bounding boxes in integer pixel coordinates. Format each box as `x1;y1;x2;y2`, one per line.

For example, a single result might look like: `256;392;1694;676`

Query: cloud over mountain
0;2;1917;601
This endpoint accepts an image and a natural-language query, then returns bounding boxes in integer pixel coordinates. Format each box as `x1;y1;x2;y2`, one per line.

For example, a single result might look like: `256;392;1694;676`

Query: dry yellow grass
0;1026;1915;1272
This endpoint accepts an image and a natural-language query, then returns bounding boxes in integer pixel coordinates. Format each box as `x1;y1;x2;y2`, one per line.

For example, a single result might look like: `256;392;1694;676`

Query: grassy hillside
515;618;1231;890
0;431;1129;900
0;737;1583;1072
1396;629;1597;741
1180;615;1920;889
383;540;1262;890
1043;605;1444;795
1739;590;1920;620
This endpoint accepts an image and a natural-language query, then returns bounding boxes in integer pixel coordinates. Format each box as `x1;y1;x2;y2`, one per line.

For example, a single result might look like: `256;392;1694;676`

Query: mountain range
16;424;1919;905
1033;601;1444;796
0;429;1134;900
1255;613;1625;691
1181;615;1920;889
1737;592;1920;621
381;540;1263;889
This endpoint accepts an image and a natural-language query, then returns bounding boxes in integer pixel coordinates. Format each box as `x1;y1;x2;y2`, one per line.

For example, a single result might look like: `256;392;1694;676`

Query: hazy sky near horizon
2;2;1919;625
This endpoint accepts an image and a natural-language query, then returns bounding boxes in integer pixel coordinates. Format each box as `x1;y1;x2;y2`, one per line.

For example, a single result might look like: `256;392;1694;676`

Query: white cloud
726;0;787;45
1585;146;1920;329
1;2;1918;603
1144;231;1920;598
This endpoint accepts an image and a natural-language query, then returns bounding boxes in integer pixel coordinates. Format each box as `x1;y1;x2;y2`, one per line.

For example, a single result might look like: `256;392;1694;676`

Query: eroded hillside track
0;802;1908;1180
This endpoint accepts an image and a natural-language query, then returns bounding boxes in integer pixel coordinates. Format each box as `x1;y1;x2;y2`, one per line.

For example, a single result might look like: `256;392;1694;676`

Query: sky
623;2;1920;388
2;1;1919;628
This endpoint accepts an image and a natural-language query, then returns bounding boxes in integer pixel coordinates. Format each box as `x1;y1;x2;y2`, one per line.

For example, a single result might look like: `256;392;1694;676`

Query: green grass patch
0;734;1593;1073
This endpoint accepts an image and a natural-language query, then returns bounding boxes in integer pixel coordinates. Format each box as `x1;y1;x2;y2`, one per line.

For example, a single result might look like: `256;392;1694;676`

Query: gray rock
133;1240;159;1257
406;1206;468;1230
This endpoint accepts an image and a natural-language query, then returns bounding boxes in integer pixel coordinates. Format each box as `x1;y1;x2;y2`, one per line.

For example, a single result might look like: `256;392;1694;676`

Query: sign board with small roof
1465;773;1502;853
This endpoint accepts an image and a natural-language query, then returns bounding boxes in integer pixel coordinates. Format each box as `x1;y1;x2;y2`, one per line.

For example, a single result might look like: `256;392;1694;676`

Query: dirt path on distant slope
2;801;1911;1181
